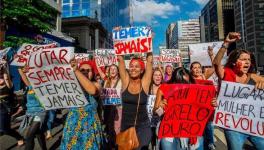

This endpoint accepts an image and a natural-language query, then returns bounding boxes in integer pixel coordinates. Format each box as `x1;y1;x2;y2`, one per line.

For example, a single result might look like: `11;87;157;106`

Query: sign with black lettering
213;81;264;138
26;47;88;110
147;95;156;121
158;84;216;138
189;42;226;66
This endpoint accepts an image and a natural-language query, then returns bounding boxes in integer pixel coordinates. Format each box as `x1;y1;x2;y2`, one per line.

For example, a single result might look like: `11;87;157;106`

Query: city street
0;112;255;150
0;0;263;150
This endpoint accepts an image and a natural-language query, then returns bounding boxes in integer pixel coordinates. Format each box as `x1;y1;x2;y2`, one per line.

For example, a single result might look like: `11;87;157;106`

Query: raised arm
178;57;183;68
158;62;165;77
142;52;153;92
71;59;99;95
95;60;107;80
18;66;30;86
204;46;215;79
213;32;241;79
117;55;129;90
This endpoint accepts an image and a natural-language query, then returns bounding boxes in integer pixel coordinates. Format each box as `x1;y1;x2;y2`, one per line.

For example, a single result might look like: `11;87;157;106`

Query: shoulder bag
116;87;142;150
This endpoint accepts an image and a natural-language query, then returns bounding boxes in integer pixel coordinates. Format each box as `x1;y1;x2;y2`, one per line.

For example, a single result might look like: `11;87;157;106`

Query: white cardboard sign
213;81;264;138
26;47;88;110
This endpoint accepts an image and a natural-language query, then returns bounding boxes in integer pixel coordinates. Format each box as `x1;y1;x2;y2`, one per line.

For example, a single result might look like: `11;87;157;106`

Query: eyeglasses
80;68;92;73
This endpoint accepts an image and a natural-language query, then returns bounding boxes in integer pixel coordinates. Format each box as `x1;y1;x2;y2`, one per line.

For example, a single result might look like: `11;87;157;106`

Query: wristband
221;43;229;49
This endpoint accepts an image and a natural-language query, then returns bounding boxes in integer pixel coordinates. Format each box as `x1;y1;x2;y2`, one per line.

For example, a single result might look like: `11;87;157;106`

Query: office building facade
62;0;101;21
234;0;264;73
200;0;234;42
166;19;200;64
166;23;177;49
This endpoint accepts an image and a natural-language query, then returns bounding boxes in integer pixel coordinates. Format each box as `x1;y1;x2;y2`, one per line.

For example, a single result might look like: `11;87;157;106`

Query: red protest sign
158;84;216;138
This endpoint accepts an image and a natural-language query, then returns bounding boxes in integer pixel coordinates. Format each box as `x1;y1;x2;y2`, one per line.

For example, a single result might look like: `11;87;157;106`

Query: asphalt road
0;111;256;150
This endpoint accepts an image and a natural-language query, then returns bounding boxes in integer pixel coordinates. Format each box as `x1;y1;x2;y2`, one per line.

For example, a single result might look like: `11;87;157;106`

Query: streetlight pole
239;0;246;49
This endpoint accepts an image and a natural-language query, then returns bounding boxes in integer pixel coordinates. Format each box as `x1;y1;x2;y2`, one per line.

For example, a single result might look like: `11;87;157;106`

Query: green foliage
3;0;58;32
3;36;36;48
1;0;58;47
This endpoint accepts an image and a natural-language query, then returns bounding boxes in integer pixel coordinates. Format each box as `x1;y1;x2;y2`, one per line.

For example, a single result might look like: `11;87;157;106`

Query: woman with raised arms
213;32;264;150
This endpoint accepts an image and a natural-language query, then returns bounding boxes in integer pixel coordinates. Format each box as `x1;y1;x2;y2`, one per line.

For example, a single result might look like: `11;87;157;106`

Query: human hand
211;97;218;107
225;32;241;44
70;58;78;72
255;81;264;90
159;99;168;109
208;46;214;57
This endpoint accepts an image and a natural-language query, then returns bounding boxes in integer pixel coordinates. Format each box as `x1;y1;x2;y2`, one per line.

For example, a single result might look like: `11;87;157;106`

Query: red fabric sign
158;84;216;138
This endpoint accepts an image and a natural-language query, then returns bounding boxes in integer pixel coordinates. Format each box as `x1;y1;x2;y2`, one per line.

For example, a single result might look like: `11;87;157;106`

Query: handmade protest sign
153;55;160;68
158;84;216;138
94;49;117;67
189;42;227;66
11;43;57;66
100;88;121;105
26;47;87;110
113;26;152;55
147;95;160;127
0;47;11;60
147;95;156;121
74;53;92;64
213;81;264;138
160;49;181;63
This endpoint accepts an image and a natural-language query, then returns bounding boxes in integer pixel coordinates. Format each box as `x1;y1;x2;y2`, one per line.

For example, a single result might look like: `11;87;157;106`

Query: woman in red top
213;32;264;150
190;46;215;80
190;46;216;150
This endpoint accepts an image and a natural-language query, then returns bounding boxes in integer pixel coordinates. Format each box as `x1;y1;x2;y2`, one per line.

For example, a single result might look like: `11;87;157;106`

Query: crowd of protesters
0;32;264;150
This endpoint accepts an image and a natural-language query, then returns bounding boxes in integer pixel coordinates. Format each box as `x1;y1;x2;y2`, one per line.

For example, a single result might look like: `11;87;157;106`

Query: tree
0;0;58;49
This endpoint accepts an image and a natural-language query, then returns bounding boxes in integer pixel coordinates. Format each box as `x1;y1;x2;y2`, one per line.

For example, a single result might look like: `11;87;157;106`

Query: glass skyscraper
101;0;130;32
61;0;130;48
62;0;101;20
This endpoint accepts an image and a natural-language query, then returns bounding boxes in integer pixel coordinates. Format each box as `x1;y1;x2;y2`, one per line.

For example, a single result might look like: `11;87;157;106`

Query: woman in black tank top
118;52;153;150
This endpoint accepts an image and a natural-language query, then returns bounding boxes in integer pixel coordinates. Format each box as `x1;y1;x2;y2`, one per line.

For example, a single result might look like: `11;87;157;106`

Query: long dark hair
167;67;195;84
190;61;203;75
149;68;164;94
225;49;255;73
190;61;202;70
